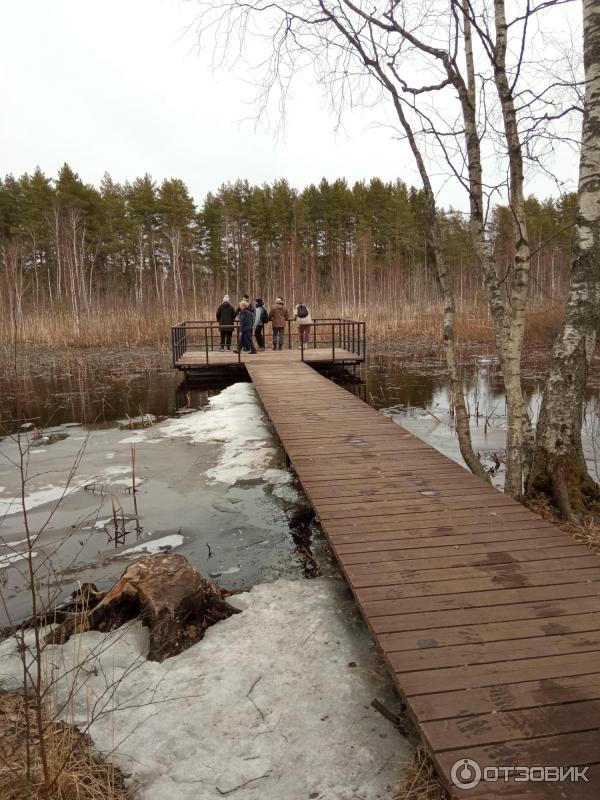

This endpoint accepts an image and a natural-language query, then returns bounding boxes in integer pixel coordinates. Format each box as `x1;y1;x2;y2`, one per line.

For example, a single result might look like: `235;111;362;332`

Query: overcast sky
0;0;578;210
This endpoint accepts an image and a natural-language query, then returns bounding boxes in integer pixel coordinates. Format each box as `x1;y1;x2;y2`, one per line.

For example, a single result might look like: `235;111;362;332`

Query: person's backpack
296;304;309;319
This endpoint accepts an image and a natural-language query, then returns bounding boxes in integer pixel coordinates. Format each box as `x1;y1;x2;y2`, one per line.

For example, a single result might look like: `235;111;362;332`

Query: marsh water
2;345;600;624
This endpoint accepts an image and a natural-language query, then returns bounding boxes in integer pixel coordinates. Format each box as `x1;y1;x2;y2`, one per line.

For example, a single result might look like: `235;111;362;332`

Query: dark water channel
2;346;600;625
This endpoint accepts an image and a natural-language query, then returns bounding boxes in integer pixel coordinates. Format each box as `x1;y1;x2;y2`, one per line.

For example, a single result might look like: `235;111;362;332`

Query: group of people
215;295;313;354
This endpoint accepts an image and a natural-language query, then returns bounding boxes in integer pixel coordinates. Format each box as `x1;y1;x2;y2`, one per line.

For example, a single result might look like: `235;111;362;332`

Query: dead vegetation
569;517;600;553
0;300;564;349
396;745;449;800
0;692;131;800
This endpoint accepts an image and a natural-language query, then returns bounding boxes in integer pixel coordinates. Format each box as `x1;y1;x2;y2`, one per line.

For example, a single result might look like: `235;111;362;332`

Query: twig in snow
371;698;409;736
216;770;272;795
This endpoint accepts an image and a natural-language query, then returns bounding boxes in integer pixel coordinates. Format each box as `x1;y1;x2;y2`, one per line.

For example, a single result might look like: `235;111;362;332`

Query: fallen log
45;554;240;661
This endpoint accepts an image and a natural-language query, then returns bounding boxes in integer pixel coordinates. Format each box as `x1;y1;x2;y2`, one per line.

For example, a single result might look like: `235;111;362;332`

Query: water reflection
0;350;248;434
3;349;600;486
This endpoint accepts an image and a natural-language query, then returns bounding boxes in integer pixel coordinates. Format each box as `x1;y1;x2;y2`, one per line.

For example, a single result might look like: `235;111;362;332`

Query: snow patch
271;483;301;503
141;384;286;485
0;484;84;517
119;534;184;557
262;468;292;484
0;578;408;799
118;432;147;444
0;550;36;567
0;538;30;548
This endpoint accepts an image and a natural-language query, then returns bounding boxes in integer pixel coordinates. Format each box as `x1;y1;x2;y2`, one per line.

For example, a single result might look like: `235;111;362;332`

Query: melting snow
0;485;82;517
119;534;184;557
0;578;408;798
132;384;289;486
0;550;36;567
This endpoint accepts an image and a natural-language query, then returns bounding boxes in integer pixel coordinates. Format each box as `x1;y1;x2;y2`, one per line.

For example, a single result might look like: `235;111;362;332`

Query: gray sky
0;0;578;209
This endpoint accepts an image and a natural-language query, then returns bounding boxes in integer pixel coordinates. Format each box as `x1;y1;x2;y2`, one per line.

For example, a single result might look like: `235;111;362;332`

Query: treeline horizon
0;164;575;327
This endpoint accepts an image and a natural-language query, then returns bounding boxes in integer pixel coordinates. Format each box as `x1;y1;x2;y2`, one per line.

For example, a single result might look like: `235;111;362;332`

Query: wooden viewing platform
241;356;600;799
171;318;365;373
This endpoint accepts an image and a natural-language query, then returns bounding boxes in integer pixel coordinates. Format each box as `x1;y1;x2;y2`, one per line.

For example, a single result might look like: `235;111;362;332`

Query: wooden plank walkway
176;347;363;370
245;355;600;799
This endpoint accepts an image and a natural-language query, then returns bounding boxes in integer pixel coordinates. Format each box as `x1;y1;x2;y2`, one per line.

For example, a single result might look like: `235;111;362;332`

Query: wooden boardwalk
176;347;363;370
245;355;600;799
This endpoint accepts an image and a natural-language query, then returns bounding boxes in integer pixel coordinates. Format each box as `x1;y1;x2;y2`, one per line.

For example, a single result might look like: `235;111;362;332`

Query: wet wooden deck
245;357;600;799
175;347;363;370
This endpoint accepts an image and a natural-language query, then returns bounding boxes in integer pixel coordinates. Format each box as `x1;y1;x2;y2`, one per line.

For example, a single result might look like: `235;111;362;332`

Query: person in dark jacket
216;294;236;350
253;298;268;351
234;301;257;354
293;301;313;347
268;297;289;350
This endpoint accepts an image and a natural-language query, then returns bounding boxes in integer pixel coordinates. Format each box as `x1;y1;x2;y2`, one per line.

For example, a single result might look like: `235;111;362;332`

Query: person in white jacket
293;302;313;347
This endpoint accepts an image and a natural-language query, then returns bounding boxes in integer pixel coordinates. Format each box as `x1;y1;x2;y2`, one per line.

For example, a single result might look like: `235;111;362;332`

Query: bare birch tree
195;0;578;496
527;0;600;517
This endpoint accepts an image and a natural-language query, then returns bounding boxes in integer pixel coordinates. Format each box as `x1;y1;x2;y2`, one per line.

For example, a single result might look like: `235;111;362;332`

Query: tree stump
46;554;240;661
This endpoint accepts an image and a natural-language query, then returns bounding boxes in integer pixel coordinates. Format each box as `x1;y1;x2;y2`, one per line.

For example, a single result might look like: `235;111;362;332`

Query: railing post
313;322;317;350
205;327;209;364
300;326;305;362
332;323;335;362
288;319;292;350
237;322;241;363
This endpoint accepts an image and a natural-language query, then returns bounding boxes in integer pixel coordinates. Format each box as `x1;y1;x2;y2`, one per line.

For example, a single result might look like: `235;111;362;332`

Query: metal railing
298;319;366;363
171;323;188;367
171;317;366;366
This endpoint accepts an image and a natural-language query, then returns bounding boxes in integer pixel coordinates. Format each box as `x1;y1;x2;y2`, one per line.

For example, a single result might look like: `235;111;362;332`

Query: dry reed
0;692;131;800
396;745;449;800
0;301;564;350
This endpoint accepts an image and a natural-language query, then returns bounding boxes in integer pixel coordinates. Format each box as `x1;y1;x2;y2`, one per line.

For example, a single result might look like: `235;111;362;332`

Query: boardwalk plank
379;611;600;651
389;630;600;672
370;595;600;634
411;673;600;719
348;555;599;588
396;651;600;695
422;699;600;750
244;359;600;798
344;536;581;564
356;567;600;603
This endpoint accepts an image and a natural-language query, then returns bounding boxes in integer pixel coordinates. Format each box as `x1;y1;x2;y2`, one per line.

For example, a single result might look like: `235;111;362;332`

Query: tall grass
0;299;565;350
0;688;131;800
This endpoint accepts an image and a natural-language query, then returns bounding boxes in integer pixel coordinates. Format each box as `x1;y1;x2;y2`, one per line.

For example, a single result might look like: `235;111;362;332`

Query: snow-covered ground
122;383;293;487
0;578;410;800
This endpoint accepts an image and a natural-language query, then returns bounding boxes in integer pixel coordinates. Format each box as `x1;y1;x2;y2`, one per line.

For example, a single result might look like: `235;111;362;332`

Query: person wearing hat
234;300;257;354
253;298;268;351
216;294;236;350
268;297;290;351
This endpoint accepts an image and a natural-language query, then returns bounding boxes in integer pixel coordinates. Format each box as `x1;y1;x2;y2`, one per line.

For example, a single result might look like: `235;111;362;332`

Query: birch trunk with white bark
391;92;490;482
491;0;533;492
528;0;600;517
